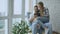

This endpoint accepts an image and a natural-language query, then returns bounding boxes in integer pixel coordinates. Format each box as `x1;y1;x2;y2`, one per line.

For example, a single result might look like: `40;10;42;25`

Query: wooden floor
28;32;60;34
53;31;60;34
28;30;60;34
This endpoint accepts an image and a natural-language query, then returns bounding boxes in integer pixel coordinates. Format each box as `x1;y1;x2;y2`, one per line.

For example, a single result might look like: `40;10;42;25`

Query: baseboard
53;31;60;34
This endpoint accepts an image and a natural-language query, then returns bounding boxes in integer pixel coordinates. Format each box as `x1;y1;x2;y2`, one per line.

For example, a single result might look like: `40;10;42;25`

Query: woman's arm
40;8;49;18
44;8;49;17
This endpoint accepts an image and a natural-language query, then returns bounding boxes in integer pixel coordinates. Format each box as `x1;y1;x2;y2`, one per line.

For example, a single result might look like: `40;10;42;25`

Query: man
29;5;39;23
29;5;42;34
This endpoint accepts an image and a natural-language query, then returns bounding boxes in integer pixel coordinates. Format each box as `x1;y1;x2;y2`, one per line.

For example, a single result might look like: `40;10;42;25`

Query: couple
28;2;52;34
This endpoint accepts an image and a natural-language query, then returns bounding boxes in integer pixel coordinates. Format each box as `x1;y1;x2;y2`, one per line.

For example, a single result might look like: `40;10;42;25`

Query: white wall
37;0;60;33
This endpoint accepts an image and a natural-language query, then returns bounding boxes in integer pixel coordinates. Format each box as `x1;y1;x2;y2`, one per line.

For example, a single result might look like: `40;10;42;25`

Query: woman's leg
37;17;52;34
44;23;52;34
48;23;52;34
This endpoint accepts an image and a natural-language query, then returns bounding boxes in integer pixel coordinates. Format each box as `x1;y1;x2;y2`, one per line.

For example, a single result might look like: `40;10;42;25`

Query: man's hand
29;17;35;23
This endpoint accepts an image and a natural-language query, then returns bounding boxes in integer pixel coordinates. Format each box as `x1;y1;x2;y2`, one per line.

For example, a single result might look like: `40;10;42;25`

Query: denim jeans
29;17;52;34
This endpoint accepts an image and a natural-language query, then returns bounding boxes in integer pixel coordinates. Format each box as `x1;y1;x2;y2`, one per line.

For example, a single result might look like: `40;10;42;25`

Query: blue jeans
29;17;52;34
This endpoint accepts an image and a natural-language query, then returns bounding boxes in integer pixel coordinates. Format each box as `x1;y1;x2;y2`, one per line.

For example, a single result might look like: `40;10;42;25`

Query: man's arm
28;13;35;23
29;17;34;23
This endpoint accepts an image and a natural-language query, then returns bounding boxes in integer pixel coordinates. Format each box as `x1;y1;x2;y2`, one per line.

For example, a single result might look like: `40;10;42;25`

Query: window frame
0;0;36;34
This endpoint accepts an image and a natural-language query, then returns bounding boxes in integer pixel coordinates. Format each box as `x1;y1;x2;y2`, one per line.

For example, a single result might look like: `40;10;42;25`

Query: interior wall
37;0;60;33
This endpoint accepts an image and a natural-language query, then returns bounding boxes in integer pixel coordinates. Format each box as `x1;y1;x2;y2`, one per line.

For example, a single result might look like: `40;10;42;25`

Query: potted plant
12;20;29;34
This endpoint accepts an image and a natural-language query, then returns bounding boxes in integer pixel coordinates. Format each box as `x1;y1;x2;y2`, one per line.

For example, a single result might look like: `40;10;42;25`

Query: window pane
25;0;36;16
25;18;29;25
0;19;8;34
0;20;5;29
14;0;22;15
0;0;8;16
25;0;29;16
32;0;36;13
32;0;36;8
12;18;21;26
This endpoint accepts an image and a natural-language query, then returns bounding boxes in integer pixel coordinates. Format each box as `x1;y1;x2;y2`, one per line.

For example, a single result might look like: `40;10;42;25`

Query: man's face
34;13;37;18
34;7;38;12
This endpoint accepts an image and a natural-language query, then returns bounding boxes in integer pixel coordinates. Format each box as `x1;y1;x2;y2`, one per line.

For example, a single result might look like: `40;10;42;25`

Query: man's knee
32;23;37;26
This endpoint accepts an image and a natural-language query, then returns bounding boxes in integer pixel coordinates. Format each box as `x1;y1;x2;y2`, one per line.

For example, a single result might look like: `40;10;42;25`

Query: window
0;19;8;34
0;0;8;16
12;18;21;26
0;0;36;34
0;20;5;29
25;0;29;16
14;0;22;15
32;0;37;13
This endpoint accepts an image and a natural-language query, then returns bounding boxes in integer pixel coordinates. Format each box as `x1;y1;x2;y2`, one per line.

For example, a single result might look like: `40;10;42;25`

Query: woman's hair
38;1;44;7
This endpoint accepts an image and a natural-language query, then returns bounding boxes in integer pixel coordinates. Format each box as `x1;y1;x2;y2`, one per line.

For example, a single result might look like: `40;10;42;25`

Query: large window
0;0;36;34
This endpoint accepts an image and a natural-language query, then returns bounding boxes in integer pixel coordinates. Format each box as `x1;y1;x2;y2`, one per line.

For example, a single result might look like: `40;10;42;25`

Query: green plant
12;20;29;34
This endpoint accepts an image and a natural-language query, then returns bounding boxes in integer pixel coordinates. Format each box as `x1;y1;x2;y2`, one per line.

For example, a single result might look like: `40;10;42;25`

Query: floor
53;31;60;34
28;31;60;34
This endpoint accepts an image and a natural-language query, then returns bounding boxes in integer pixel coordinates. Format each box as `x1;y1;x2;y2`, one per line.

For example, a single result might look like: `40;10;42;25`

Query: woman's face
37;4;43;10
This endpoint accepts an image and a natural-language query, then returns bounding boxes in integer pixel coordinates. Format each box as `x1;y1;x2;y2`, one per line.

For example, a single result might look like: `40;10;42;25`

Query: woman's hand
40;10;44;17
37;24;40;29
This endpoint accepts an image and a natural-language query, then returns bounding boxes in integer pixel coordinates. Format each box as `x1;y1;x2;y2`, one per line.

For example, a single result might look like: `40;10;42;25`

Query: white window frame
0;0;36;34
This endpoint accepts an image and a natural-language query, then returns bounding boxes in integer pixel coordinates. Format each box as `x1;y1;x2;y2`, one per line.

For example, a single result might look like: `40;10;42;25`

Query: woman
37;1;52;34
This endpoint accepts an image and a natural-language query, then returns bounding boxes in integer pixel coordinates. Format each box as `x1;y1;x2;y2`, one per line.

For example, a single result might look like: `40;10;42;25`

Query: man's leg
31;17;45;34
37;18;44;34
32;23;37;34
38;26;43;34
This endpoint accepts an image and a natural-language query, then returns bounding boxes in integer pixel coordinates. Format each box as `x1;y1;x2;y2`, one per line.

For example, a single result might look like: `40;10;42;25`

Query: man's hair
38;1;44;7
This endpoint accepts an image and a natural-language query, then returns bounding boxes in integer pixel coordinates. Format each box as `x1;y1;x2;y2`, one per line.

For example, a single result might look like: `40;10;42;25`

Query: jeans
29;17;52;34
